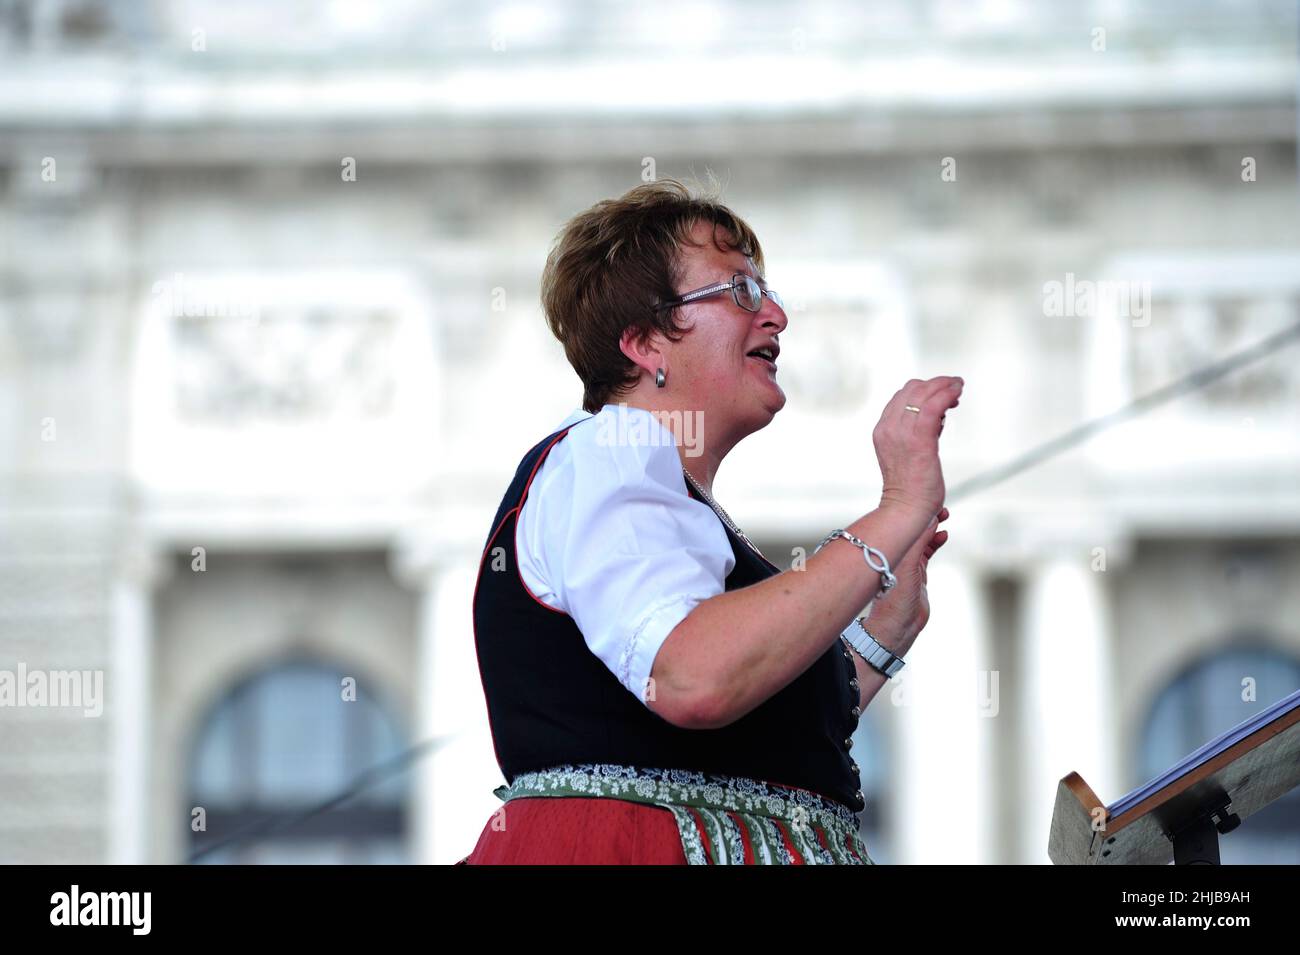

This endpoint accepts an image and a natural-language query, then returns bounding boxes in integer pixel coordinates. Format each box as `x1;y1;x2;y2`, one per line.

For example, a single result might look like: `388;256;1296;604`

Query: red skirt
457;796;688;865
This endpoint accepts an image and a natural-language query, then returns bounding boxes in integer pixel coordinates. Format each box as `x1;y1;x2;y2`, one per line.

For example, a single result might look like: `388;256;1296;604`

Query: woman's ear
619;326;664;378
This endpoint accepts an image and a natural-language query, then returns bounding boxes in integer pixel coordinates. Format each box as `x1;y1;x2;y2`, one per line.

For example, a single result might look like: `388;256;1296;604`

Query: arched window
1137;645;1300;864
187;660;411;864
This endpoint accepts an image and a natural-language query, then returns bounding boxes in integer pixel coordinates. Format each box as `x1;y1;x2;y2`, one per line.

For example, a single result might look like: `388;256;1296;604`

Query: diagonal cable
188;736;449;863
947;317;1300;502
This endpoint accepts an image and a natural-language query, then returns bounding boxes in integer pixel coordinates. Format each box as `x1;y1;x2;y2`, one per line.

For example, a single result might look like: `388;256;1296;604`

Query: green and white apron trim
493;763;874;865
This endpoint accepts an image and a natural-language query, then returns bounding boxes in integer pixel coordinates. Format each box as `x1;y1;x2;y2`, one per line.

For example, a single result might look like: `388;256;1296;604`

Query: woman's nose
760;300;788;332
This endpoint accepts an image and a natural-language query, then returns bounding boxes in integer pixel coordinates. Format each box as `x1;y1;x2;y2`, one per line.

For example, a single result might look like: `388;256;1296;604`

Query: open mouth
746;346;778;369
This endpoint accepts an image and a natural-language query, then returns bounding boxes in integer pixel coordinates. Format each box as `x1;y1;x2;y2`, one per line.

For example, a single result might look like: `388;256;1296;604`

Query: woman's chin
752;383;786;422
762;375;786;412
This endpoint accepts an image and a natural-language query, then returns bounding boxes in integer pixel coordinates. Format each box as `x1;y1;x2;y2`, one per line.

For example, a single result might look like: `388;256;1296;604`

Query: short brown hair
541;178;765;413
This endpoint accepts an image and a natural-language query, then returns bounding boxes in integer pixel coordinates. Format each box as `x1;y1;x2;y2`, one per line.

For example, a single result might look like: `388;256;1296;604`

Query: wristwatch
840;618;906;678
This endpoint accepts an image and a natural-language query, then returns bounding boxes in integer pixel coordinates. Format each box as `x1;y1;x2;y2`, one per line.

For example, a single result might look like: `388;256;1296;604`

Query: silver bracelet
814;528;897;597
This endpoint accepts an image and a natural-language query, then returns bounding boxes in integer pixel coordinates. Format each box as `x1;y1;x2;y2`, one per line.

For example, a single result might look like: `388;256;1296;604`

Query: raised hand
872;376;962;522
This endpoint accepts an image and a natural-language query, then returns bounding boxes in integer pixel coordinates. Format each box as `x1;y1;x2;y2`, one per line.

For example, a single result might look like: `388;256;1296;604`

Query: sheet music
1107;687;1300;817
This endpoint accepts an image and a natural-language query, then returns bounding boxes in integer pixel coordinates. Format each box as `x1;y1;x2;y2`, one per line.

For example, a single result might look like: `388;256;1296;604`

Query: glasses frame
652;272;783;315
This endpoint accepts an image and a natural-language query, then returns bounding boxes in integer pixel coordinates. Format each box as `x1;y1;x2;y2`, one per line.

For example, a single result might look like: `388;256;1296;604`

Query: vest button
848;677;859;692
850;704;861;719
850;761;860;775
844;736;853;750
854;789;864;806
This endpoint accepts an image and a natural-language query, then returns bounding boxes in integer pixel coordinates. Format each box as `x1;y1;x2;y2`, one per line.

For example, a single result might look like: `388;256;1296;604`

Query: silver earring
655;368;666;388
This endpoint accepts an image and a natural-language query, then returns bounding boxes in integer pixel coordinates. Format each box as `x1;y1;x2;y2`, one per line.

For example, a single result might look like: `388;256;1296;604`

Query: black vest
472;419;865;811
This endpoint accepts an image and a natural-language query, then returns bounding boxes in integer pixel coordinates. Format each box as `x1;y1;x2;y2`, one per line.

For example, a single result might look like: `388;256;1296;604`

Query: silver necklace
682;468;766;559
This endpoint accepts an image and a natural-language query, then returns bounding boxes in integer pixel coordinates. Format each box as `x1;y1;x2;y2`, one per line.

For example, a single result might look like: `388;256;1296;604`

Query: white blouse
515;404;736;707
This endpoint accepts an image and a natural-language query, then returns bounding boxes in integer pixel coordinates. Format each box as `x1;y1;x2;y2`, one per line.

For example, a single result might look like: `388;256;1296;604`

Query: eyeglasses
653;272;784;315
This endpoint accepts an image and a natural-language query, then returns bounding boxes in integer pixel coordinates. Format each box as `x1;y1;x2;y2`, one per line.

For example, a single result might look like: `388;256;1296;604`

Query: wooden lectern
1049;687;1300;864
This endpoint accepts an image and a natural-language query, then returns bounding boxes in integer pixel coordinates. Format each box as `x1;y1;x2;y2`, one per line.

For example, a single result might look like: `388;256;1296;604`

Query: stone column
108;539;170;865
890;557;995;863
393;539;499;864
1019;548;1120;863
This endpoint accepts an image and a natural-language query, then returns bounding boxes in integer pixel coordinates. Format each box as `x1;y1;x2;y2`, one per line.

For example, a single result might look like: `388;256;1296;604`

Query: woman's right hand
872;376;963;520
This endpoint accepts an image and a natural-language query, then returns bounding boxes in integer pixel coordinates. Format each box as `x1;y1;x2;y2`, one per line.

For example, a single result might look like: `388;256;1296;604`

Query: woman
458;179;963;865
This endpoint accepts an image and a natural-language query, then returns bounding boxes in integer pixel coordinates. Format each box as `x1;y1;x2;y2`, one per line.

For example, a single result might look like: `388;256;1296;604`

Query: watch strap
841;618;906;678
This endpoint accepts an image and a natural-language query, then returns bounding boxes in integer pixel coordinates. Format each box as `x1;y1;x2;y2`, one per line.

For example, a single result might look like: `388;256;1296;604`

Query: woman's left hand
863;506;950;657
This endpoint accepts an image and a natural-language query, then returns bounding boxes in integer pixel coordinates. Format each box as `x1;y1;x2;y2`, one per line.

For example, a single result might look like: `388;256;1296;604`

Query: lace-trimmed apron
477;763;874;865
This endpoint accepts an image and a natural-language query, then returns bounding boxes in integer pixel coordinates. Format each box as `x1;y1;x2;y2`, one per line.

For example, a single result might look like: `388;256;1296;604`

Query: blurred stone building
1;0;1298;863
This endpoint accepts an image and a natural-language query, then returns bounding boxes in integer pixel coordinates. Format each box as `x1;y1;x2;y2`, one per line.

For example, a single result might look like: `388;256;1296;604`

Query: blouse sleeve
516;417;736;706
